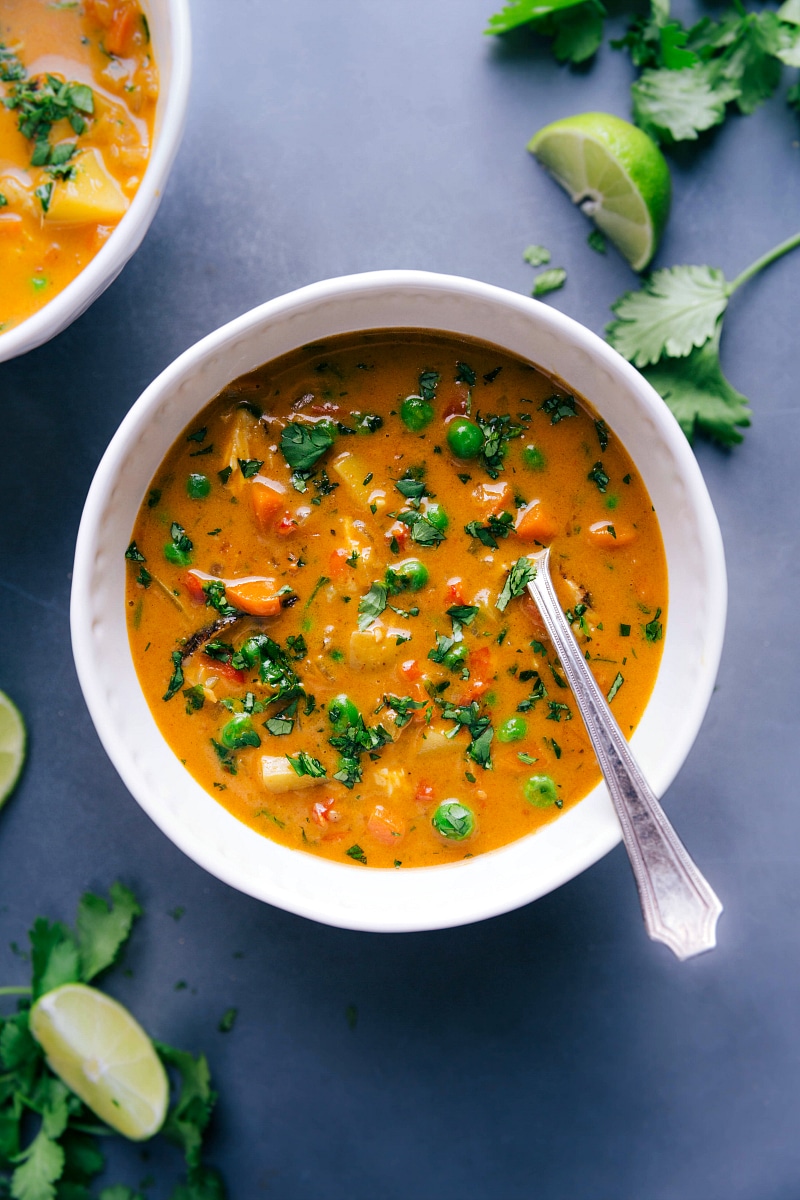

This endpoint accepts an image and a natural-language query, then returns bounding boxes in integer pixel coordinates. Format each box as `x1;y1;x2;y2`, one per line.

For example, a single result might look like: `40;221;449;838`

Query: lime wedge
29;983;168;1140
0;689;26;807
527;112;671;271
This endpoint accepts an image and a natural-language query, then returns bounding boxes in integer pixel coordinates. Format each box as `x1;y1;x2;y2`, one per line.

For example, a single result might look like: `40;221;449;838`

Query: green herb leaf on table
606;233;800;445
1;885;226;1199
532;268;567;297
485;0;606;64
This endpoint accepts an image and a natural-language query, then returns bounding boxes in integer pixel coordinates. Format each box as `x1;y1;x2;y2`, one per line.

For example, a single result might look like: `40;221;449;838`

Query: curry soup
126;331;667;869
0;0;158;333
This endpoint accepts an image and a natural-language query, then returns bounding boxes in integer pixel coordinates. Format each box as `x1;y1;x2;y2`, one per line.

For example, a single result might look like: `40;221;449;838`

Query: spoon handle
526;548;722;960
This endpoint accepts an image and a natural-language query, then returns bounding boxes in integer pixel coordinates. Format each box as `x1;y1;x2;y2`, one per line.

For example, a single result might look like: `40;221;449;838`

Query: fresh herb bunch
605;231;800;445
485;0;800;140
0;883;225;1200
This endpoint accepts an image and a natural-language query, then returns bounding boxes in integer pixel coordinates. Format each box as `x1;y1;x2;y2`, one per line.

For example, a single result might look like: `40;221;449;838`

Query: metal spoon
524;547;722;960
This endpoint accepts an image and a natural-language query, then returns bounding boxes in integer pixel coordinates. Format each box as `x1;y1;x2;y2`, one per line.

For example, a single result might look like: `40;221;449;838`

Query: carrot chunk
515;500;559;543
587;520;636;548
251;478;287;528
367;805;406;845
224;578;282;617
105;5;138;55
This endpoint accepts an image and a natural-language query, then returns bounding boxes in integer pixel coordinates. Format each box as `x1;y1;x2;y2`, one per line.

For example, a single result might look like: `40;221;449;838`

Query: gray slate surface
1;1;799;1196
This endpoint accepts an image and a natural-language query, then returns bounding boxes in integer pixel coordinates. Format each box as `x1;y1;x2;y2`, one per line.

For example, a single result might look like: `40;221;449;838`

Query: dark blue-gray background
2;1;799;1196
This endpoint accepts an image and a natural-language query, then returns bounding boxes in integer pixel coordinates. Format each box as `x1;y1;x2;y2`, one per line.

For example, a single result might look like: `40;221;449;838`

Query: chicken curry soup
126;331;667;869
0;0;158;332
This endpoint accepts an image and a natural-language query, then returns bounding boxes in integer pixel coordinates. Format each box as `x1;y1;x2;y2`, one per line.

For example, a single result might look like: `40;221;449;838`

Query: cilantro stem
728;231;800;295
0;985;32;995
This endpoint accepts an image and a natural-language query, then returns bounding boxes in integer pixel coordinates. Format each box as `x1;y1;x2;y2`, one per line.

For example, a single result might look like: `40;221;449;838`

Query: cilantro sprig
0;884;225;1200
606;231;800;445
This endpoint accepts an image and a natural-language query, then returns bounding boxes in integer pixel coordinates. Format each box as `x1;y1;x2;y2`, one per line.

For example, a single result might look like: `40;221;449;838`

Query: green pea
522;444;546;471
423;502;449;532
238;634;270;668
220;714;261;750
497;716;527;743
432;800;475;840
355;412;383;433
523;774;559;808
400;395;434;432
328;694;360;732
163;543;192;567
187;473;211;499
443;642;469;671
446;417;483;459
386;559;429;592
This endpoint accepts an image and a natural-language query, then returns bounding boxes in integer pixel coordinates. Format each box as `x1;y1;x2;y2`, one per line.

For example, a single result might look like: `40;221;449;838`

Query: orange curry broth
0;0;157;332
126;331;668;869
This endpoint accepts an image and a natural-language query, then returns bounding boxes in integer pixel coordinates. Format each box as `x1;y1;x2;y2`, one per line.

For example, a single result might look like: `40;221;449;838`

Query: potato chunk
261;756;325;794
46;149;129;224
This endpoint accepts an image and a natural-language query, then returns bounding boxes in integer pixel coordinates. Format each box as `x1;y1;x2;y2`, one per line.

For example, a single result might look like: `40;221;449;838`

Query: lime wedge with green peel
30;983;169;1140
0;689;26;806
527;113;671;271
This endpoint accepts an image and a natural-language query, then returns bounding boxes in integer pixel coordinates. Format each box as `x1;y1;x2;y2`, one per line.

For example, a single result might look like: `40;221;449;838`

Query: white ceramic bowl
0;0;191;364
71;271;727;932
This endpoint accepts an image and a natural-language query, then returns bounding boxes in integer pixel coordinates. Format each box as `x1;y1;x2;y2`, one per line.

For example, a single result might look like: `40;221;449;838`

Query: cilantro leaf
155;1044;216;1170
641;323;751;446
532;268;567;297
75;883;141;983
496;558;537;612
395;511;446;546
279;423;335;471
485;0;605;62
631;62;738;143
357;581;388;631
606;265;731;367
11;1128;64;1200
29;920;81;1002
720;11;789;114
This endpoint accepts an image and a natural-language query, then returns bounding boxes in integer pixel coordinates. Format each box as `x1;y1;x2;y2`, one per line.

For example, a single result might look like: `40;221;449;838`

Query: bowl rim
0;0;192;364
71;269;728;932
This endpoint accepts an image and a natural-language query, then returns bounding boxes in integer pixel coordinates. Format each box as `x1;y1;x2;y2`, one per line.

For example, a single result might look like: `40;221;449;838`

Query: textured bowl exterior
0;0;192;364
71;271;727;932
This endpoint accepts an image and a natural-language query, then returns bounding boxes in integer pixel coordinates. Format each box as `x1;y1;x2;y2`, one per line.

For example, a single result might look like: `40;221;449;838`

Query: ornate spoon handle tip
526;548;722;961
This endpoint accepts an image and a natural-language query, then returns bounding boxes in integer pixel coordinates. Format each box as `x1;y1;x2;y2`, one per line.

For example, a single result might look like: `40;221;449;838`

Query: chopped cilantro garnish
496;557;537;612
358;581;388;630
280;422;336;470
287;750;327;779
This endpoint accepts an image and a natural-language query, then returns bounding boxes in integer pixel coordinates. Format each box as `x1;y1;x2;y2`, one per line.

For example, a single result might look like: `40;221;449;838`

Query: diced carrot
312;797;337;826
385;521;409;550
201;656;246;684
399;658;422;681
442;393;469;420
414;779;435;804
328;548;350;578
184;571;207;604
468;645;492;680
587;520;636;548
367;805;406;845
276;514;299;537
445;578;465;605
515;500;559;543
224;578;282;617
84;0;115;26
251;479;286;528
105;5;138;55
472;480;513;517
